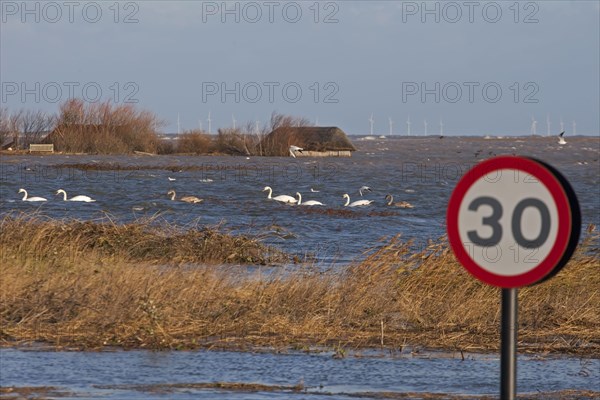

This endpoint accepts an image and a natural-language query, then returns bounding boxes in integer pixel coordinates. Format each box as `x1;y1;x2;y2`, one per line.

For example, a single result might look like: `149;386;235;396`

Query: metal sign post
447;156;580;399
500;288;517;400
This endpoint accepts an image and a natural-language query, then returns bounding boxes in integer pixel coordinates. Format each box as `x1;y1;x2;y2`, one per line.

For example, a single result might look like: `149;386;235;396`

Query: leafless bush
269;111;311;131
177;129;213;154
215;127;252;156
48;99;162;154
0;108;55;149
0;108;11;147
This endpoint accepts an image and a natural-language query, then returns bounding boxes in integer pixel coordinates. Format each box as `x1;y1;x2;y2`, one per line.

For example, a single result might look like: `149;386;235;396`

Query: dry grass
1;216;598;354
0;214;288;267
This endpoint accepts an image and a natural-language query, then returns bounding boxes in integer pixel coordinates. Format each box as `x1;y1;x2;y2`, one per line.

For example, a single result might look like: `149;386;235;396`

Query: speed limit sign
447;156;580;288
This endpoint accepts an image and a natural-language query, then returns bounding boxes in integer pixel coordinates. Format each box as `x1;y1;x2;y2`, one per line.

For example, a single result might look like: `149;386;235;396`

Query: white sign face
447;156;578;288
457;169;559;277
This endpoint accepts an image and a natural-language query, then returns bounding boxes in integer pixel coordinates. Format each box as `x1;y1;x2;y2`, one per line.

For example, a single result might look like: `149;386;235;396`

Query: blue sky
1;1;599;135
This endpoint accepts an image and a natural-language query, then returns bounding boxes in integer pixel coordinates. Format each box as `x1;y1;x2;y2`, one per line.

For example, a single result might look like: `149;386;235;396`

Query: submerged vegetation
1;215;598;354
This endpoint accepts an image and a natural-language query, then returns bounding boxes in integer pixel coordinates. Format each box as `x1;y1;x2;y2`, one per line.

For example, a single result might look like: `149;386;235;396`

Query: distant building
261;126;356;157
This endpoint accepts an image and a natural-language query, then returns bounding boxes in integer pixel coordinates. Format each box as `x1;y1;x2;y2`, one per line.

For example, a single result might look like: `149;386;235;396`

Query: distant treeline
0;99;311;155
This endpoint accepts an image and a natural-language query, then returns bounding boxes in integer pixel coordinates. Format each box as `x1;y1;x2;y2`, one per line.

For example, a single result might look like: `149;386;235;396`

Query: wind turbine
530;116;537;136
423;119;428;136
207;112;212;134
177;113;181;134
572;120;576;135
232;114;236;130
406;115;411;136
439;118;444;136
388;117;393;136
560;117;564;133
369;113;374;136
198;120;203;131
255;120;260;134
546;114;551;137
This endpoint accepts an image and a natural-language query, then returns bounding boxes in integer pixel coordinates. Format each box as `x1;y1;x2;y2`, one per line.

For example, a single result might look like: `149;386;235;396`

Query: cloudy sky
1;1;599;135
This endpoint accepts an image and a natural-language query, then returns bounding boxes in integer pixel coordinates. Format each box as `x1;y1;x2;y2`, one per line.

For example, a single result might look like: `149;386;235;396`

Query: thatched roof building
261;126;356;157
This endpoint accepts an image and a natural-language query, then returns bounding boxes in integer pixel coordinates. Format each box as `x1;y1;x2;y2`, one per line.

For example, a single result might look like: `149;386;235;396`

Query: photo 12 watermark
0;161;341;185
1;1;140;23
401;81;540;104
1;81;140;104
200;1;340;24
201;81;340;104
400;1;539;24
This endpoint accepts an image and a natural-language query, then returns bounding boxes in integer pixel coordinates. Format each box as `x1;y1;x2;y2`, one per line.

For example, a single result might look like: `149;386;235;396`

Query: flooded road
1;348;598;399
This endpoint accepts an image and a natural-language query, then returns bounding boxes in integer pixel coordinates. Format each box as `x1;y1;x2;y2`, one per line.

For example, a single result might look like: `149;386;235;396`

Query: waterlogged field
1;136;598;264
1;136;599;398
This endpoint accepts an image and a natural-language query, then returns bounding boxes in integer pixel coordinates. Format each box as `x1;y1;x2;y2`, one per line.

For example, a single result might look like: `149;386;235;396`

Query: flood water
1;136;599;398
1;136;598;265
1;348;599;399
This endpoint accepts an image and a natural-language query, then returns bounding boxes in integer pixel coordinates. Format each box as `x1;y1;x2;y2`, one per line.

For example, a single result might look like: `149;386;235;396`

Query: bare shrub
177;129;213;154
48;99;162;154
0;108;55;149
269;111;311;131
215;128;252;156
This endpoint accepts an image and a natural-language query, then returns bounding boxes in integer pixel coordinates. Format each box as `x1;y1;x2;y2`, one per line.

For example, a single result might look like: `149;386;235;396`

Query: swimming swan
343;193;373;207
167;190;203;204
56;189;96;202
385;194;413;208
18;188;47;202
295;192;324;206
263;186;297;204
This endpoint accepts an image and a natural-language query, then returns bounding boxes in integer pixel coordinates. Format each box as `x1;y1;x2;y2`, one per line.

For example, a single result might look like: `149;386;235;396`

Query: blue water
1;136;598;265
1;348;598;399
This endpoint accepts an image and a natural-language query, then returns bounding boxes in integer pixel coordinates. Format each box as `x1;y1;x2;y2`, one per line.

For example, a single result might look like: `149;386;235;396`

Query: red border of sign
447;156;572;288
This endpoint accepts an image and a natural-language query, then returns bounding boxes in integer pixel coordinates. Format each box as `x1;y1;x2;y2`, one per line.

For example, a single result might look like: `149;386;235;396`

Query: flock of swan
15;186;414;209
18;189;96;202
262;186;413;208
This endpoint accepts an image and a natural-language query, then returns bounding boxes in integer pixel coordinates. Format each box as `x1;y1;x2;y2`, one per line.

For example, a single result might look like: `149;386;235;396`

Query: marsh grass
1;216;598;354
0;214;288;267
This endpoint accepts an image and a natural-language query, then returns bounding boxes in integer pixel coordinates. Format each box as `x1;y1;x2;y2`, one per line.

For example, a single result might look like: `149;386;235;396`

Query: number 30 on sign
447;156;580;288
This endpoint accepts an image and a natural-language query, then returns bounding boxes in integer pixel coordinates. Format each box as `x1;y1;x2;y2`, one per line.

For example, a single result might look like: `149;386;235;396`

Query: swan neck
60;190;67;201
296;193;302;204
344;196;350;206
21;190;27;200
387;195;393;206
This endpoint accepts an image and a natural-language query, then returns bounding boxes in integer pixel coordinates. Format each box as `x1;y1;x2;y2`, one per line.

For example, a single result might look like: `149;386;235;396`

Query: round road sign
447;156;580;288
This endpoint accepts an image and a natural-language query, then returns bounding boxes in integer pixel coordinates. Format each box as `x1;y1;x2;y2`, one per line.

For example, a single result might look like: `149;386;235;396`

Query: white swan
343;194;373;207
558;131;567;145
295;192;324;206
289;145;303;158
56;189;96;202
385;194;414;208
263;186;297;204
18;188;47;202
359;186;372;196
167;190;203;204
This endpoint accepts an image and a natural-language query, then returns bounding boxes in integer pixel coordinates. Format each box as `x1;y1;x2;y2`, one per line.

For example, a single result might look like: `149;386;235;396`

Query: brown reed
1;216;597;355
